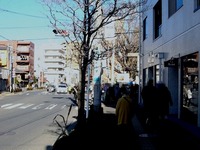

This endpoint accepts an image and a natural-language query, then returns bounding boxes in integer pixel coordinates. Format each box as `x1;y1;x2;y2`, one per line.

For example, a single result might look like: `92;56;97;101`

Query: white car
56;84;68;94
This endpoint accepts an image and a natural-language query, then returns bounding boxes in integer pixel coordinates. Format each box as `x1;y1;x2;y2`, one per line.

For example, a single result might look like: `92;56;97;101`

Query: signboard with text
117;73;129;83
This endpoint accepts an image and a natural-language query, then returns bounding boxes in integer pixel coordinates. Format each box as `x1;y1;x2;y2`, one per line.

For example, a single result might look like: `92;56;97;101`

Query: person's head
156;82;165;89
120;85;128;95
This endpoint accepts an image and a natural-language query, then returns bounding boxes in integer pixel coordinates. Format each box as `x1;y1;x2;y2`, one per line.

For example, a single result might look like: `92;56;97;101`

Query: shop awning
183;60;198;68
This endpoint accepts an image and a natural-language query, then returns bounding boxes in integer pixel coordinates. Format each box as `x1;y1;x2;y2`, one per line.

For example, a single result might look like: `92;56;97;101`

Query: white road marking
1;103;13;108
5;103;24;109
0;103;73;111
45;104;57;110
61;105;67;109
32;104;45;110
18;104;34;109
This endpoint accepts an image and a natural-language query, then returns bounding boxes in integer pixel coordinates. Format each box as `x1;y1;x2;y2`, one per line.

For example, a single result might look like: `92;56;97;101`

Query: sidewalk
134;106;200;150
52;103;140;149
52;103;200;150
0;91;15;98
91;103;200;150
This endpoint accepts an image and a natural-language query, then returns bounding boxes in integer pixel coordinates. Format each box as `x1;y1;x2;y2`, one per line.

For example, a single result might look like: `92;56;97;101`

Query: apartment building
44;48;66;87
141;0;200;127
0;41;34;90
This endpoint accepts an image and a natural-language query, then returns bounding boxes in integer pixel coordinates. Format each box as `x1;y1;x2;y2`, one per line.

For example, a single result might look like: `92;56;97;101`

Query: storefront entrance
181;52;198;125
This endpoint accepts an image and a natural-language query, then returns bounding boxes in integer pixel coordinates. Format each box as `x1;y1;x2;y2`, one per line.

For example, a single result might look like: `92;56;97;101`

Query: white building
141;0;200;127
44;48;66;87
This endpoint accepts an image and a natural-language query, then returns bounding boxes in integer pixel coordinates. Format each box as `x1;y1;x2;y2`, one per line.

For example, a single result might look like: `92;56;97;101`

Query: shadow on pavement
52;110;140;150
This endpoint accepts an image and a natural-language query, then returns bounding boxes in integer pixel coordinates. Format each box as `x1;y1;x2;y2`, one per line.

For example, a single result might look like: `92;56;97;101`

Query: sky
0;0;65;76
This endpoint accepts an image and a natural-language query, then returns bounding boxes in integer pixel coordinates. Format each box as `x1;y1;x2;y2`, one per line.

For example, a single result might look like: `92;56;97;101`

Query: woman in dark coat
156;82;173;120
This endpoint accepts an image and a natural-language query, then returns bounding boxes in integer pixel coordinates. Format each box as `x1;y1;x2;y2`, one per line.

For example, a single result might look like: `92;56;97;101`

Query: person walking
141;79;159;130
115;85;134;149
186;87;192;107
156;82;173;120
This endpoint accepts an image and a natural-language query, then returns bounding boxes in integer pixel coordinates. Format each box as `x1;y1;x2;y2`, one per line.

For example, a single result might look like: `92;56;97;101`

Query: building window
194;0;200;12
143;17;147;41
168;0;183;17
154;0;162;39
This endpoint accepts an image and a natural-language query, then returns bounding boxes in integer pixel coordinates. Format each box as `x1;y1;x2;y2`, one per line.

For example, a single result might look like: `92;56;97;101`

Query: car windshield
58;85;66;88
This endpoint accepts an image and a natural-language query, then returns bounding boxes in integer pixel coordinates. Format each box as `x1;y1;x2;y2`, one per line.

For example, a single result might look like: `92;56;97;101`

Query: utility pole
93;46;103;112
111;40;115;85
8;45;13;92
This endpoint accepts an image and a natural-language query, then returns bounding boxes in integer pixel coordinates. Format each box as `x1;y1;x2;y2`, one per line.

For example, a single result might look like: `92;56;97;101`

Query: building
44;48;66;87
0;45;10;91
140;0;200;127
0;41;34;90
65;42;79;86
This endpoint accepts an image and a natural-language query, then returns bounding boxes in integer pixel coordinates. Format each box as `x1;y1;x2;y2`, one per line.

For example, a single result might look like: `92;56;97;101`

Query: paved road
0;90;77;150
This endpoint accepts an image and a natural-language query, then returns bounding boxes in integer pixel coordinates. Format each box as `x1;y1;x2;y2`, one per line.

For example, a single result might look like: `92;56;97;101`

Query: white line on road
45;104;57;110
1;103;13;108
32;104;45;110
4;103;24;109
18;104;34;109
61;105;66;109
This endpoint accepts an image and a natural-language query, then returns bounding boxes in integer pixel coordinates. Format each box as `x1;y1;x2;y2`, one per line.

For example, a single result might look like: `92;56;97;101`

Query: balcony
46;63;65;69
16;65;29;72
45;58;65;64
16;56;30;62
16;46;30;53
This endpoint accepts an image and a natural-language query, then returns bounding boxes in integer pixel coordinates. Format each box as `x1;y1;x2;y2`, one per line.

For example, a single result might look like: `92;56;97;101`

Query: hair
120;86;128;95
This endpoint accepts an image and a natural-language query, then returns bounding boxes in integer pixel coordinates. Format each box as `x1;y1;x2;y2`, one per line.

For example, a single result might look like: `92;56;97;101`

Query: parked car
57;83;68;94
47;85;56;93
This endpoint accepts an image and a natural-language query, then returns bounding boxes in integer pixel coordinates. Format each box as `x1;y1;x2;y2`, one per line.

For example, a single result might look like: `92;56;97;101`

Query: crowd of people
141;79;173;130
101;79;173;138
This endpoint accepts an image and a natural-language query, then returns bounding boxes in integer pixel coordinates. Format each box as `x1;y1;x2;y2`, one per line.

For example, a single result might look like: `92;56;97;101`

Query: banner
0;50;8;67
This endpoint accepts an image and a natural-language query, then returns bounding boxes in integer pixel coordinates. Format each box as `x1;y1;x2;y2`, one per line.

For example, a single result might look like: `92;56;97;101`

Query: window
143;17;147;40
168;0;183;17
154;0;162;39
194;0;200;12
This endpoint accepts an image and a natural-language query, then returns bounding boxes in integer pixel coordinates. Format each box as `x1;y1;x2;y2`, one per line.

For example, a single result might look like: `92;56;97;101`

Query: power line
0;34;10;40
0;26;52;29
21;38;63;41
0;8;71;22
0;34;62;41
0;8;46;19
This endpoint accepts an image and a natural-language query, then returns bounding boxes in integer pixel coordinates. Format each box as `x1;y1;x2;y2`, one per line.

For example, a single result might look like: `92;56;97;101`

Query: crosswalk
0;91;76;111
0;103;77;110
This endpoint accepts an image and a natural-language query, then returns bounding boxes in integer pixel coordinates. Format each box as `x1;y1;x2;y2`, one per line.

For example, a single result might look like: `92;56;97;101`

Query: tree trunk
76;59;87;130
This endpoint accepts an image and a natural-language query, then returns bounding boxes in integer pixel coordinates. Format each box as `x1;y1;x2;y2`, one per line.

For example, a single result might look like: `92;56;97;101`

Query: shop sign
164;58;178;67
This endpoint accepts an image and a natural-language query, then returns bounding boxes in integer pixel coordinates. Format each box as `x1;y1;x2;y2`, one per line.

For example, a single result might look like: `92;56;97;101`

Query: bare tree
102;16;140;80
41;0;146;129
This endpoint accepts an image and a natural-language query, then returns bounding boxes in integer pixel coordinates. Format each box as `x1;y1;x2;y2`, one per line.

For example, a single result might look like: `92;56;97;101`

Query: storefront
181;52;198;125
142;52;199;126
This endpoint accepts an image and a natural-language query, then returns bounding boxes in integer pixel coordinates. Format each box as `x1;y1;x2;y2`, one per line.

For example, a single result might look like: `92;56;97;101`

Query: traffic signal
53;29;58;34
53;29;68;36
